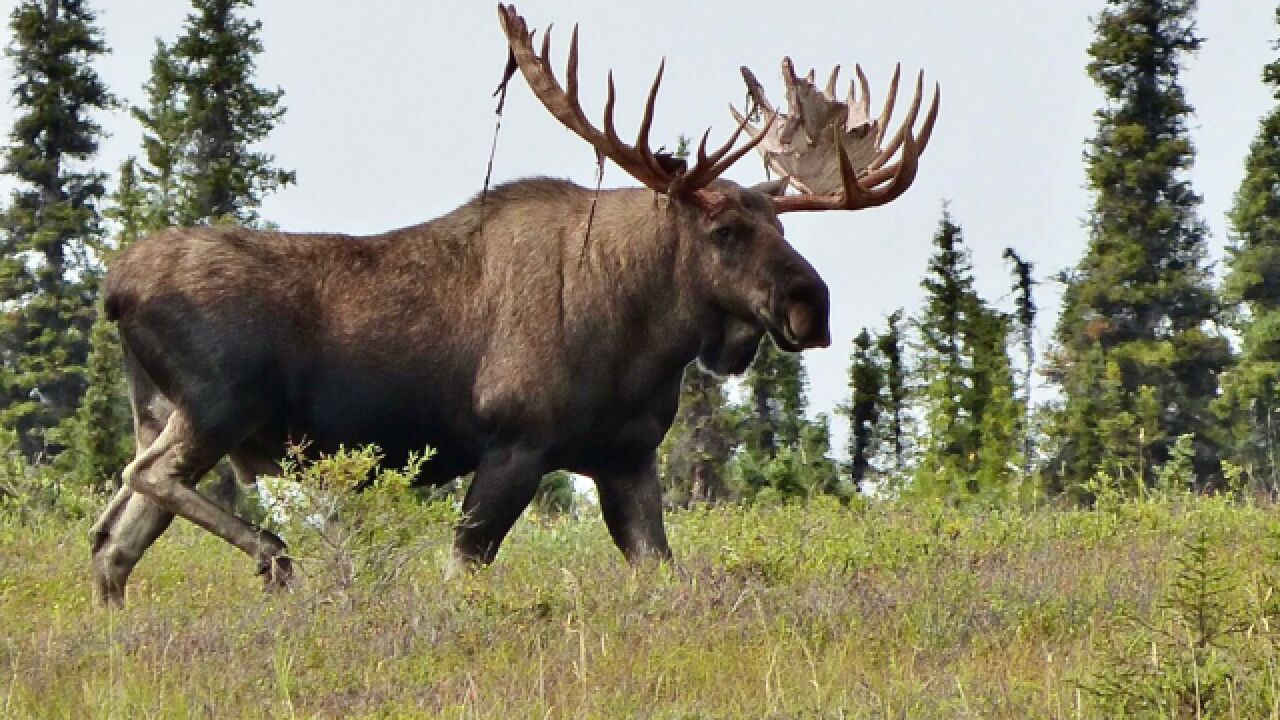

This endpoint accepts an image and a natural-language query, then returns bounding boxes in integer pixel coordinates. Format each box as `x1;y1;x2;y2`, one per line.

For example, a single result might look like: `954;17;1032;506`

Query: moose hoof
258;554;294;592
92;572;127;609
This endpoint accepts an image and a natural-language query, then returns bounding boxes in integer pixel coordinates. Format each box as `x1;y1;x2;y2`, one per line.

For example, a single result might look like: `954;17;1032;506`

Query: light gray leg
90;394;170;607
90;491;174;607
122;411;291;592
88;483;135;552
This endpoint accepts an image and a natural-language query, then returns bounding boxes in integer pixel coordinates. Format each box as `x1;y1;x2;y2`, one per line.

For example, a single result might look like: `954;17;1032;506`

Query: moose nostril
786;303;814;341
782;282;831;349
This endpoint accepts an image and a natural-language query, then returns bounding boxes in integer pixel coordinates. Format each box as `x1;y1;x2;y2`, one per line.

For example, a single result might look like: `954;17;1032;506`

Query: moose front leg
453;445;545;566
594;453;672;563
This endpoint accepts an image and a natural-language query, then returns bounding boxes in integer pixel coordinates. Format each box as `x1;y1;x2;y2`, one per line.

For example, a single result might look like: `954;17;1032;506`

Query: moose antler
732;58;939;213
497;4;774;214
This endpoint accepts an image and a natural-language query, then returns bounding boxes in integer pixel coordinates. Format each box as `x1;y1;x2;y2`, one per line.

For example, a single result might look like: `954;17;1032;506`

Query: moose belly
286;369;482;483
548;382;680;477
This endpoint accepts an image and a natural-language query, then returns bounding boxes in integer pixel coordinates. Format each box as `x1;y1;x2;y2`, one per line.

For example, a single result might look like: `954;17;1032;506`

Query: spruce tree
56;307;130;490
56;159;150;491
0;0;111;459
105;158;152;248
912;210;1021;500
877;310;909;475
798;414;841;497
532;471;575;517
170;0;294;225
1216;8;1280;494
743;339;807;456
1047;0;1229;496
659;366;736;505
132;41;187;228
1003;248;1037;475
914;209;971;482
964;302;1022;493
841;329;884;490
735;339;840;500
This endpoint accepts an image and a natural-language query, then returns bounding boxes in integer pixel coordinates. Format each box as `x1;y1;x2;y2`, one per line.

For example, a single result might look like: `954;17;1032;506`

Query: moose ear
751;176;791;197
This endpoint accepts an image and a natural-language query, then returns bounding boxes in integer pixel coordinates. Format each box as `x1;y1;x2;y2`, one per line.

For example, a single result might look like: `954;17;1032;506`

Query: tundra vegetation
4;0;1280;717
4;479;1280;718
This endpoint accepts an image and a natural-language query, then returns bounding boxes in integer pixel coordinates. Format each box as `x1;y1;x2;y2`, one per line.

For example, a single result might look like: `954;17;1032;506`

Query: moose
88;4;938;606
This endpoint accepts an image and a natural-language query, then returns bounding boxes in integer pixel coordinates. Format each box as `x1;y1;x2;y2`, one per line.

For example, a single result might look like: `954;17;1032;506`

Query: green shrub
1081;524;1275;717
0;428;101;523
259;444;456;607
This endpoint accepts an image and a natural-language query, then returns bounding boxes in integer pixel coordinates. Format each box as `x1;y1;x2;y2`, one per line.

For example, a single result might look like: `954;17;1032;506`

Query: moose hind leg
91;492;174;607
89;388;174;606
124;411;292;590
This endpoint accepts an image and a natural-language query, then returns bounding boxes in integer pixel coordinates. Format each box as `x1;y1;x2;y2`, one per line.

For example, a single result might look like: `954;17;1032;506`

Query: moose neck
560;187;709;368
420;178;727;392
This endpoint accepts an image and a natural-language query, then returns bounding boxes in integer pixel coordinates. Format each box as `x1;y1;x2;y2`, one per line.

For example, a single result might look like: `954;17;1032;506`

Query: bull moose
88;4;938;606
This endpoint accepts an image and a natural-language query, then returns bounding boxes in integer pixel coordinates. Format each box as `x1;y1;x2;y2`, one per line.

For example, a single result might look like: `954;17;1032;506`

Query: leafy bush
531;470;576;517
0;428;101;523
259;444;457;607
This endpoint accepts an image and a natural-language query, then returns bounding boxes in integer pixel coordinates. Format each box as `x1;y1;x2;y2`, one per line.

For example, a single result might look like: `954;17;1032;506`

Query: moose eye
711;226;734;242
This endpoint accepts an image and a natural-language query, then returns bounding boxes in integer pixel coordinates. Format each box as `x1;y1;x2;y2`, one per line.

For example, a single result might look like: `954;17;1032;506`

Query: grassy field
3;492;1280;719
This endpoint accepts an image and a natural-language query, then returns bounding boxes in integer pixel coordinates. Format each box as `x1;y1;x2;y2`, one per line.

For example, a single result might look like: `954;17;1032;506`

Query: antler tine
500;4;758;203
870;129;921;205
546;23;600;144
871;69;922;172
602;71;624;155
835;125;868;204
825;65;841;101
633;60;672;180
872;63;900;149
916;82;941;155
539;23;553;71
681;117;743;188
727;103;763;140
783;56;800;91
564;24;580;107
702;110;778;183
693;128;715;173
550;24;600;136
681;109;777;191
857;128;920;206
849;130;920;208
852;64;872;125
858;78;937;187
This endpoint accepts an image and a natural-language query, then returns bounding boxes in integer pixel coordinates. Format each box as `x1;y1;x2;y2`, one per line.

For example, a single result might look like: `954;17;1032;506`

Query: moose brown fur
87;4;936;606
88;176;829;605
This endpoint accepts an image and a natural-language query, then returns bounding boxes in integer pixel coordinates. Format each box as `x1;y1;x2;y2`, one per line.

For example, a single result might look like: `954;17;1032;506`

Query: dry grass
2;494;1278;719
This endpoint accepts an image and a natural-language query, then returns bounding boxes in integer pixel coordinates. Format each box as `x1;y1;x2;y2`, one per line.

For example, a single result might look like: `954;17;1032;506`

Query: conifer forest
5;1;1280;718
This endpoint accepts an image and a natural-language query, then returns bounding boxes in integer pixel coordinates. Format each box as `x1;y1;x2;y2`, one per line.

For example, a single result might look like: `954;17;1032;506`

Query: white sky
0;1;1276;448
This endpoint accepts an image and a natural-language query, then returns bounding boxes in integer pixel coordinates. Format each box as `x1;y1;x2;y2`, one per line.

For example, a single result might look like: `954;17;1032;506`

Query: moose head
498;4;938;373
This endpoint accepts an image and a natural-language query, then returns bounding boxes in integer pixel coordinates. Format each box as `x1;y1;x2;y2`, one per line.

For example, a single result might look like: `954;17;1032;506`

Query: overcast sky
0;1;1276;445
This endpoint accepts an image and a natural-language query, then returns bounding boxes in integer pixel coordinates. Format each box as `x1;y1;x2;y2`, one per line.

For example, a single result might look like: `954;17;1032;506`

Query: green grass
2;494;1279;718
